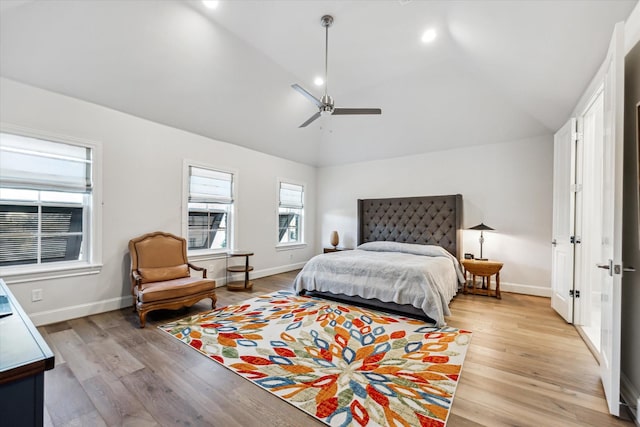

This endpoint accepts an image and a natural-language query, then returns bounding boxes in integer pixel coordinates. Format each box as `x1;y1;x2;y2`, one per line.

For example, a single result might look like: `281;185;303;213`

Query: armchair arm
188;263;208;278
132;270;142;284
131;270;143;292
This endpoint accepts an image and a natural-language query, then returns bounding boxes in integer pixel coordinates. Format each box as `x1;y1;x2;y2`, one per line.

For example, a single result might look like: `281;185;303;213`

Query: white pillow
357;241;450;258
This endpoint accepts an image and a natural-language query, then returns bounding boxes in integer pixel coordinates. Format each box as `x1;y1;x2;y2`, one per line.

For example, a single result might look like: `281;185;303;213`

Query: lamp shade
468;223;494;231
468;223;494;260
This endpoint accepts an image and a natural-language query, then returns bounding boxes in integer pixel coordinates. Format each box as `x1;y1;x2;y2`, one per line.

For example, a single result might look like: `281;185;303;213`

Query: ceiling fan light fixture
421;28;437;43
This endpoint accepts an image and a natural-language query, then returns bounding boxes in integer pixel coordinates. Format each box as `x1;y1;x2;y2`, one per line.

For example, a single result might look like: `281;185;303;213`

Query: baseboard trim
29;263;306;326
29;295;132;327
500;281;552;297
217;262;305;286
27;267;548;326
621;373;640;426
253;262;305;279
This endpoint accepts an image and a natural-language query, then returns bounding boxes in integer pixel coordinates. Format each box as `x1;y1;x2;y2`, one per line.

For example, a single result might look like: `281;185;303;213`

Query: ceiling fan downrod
321;15;333;100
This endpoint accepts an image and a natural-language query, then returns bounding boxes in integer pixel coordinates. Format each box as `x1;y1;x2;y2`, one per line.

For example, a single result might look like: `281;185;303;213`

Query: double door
550;23;625;416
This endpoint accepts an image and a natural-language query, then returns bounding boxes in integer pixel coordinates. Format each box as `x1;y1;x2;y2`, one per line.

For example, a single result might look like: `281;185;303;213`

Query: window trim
0;123;103;279
276;178;305;248
0;262;103;284
275;242;307;251
182;159;237;255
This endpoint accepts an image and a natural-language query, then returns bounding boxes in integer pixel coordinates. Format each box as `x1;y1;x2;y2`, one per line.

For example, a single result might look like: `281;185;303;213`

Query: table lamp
469;223;494;261
330;230;339;249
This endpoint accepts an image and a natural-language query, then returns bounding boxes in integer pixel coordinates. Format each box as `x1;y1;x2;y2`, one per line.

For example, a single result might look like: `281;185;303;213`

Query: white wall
317;135;554;296
0;77;316;325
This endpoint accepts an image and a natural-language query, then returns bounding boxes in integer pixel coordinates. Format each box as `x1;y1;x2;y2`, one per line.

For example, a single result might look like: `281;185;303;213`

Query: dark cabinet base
0;373;45;426
0;279;54;427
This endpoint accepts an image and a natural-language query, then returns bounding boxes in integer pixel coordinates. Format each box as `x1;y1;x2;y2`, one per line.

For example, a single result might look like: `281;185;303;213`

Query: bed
294;194;463;326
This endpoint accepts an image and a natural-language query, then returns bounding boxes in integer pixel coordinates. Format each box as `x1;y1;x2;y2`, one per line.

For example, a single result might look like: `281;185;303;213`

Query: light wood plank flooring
38;271;631;426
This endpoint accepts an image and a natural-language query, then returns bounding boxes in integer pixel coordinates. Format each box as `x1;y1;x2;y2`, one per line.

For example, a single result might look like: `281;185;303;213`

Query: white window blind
189;166;233;204
0;132;92;193
279;182;303;208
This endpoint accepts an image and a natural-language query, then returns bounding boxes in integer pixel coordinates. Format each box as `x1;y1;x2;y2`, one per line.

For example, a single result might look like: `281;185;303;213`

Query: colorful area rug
159;291;471;426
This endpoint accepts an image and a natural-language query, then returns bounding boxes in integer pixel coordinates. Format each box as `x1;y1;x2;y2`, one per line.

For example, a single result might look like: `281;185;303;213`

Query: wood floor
38;271;632;427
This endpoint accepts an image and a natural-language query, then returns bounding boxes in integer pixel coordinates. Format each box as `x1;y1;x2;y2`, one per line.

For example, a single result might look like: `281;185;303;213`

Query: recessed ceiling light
421;28;437;43
202;0;219;10
314;77;324;86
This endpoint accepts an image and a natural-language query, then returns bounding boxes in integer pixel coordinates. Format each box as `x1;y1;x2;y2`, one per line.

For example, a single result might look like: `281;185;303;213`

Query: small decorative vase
330;231;339;248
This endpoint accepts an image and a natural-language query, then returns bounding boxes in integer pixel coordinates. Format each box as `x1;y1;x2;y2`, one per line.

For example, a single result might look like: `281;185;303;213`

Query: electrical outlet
32;289;43;302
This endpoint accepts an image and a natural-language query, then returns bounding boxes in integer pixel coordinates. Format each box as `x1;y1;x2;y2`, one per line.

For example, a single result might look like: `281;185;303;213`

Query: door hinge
569;290;581;298
571;184;582;192
570;236;581;244
571;131;582;143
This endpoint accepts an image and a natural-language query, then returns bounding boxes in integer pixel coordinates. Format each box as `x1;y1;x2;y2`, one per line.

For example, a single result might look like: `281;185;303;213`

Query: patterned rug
159;291;471;427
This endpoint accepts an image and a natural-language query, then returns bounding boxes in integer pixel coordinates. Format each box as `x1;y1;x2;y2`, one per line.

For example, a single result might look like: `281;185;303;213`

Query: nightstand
460;259;504;299
323;247;350;253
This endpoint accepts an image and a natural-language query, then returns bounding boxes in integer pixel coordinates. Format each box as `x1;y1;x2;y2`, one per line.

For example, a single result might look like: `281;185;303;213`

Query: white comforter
293;241;465;327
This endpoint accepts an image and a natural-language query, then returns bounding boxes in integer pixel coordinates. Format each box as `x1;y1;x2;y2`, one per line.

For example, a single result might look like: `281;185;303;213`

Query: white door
551;118;577;323
597;22;624;417
576;89;605;351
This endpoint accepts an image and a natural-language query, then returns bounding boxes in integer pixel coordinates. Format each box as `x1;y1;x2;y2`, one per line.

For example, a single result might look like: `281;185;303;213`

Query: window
187;165;233;252
0;132;93;268
278;182;303;244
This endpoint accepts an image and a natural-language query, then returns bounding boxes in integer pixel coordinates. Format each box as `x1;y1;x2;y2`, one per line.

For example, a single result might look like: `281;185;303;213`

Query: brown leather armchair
128;231;217;328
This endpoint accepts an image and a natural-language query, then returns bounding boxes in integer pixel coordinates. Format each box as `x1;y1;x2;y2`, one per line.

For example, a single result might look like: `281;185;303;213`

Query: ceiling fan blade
291;84;322;108
299;111;322;128
332;108;382;115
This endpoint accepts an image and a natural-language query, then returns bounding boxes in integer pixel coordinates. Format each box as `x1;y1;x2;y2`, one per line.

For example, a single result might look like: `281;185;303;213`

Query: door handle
551;239;557;246
623;266;636;272
597;259;614;276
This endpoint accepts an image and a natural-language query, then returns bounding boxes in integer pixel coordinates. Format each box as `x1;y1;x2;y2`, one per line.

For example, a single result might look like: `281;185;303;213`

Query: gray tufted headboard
357;194;463;259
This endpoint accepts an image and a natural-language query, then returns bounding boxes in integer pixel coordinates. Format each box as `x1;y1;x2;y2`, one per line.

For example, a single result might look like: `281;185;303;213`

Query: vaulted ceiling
0;0;637;166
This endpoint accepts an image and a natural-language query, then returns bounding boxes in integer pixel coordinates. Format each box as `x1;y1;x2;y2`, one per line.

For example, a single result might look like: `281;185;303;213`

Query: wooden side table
226;251;254;291
460;259;504;299
323;247;350;253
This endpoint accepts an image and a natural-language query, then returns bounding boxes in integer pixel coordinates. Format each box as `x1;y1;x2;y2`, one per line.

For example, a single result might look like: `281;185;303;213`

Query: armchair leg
211;296;217;310
138;310;147;328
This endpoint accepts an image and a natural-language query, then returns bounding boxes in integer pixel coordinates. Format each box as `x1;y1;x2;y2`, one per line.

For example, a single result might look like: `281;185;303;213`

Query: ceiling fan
292;15;382;128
